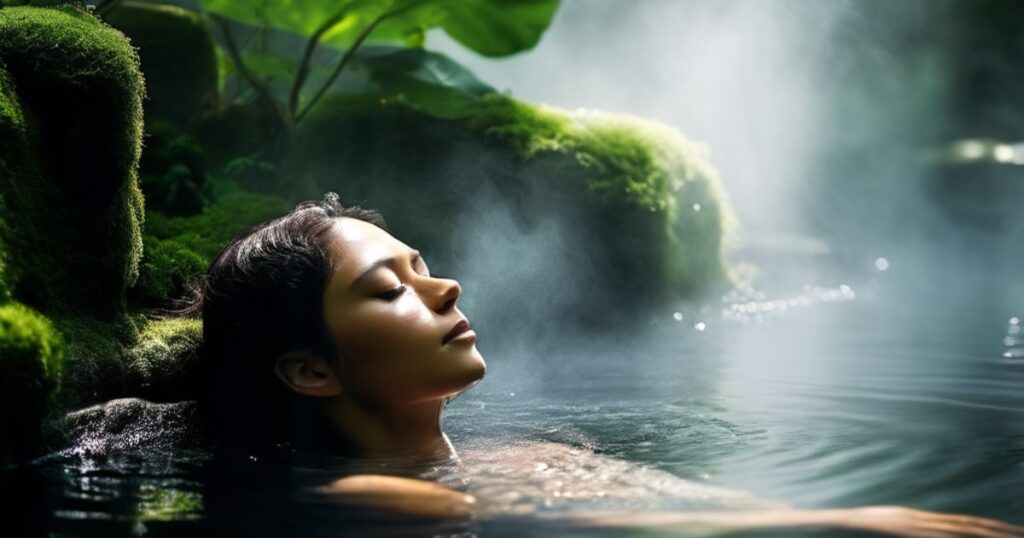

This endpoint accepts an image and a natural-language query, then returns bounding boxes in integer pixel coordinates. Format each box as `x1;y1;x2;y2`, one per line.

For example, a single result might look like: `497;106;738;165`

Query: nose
433;277;461;314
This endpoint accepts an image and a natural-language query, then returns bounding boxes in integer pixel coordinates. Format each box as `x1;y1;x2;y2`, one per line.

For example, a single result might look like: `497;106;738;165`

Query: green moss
135;485;203;522
106;1;218;128
0;4;145;321
124;317;203;401
291;93;736;307
144;188;292;258
126;186;291;310
470;94;738;296
47;312;203;409
0;59;26;304
0;301;64;462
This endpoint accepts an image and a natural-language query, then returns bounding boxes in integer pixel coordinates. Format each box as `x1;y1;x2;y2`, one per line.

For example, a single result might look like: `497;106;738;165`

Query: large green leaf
200;0;559;57
348;45;495;117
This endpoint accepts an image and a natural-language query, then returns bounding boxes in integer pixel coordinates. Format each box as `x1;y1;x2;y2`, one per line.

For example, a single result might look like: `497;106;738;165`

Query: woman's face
321;217;486;408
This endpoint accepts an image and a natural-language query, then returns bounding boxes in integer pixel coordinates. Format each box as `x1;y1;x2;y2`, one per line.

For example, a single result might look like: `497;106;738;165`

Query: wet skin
279;220;1022;537
272;216;485;460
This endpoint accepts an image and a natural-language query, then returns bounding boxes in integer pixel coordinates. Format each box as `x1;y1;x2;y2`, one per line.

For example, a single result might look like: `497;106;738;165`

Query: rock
289;93;736;318
0;4;145;323
55;398;205;458
105;1;218;129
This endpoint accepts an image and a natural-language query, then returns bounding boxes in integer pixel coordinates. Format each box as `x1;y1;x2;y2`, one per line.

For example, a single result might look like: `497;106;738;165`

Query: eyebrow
348;249;421;290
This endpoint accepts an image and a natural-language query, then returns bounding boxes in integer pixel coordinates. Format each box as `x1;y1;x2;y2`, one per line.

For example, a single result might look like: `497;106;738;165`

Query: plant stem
295;3;416;124
289;6;352;119
209;13;293;134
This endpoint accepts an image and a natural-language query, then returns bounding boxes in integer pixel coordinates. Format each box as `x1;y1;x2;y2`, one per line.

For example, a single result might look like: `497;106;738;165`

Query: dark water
4;219;1023;537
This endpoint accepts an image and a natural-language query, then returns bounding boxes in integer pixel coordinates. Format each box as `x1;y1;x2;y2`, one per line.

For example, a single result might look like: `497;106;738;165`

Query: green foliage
0;4;145;321
350;45;495;118
0;301;64;461
138;121;211;216
201;0;559;57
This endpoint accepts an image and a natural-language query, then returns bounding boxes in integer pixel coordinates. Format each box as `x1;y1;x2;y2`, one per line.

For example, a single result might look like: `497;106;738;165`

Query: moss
135;485;203;522
470;94;738;297
123;317;203;401
0;4;145;322
126;186;292;310
290;93;736;310
0;59;26;305
105;1;218;129
0;301;64;462
46;312;203;409
143;188;292;259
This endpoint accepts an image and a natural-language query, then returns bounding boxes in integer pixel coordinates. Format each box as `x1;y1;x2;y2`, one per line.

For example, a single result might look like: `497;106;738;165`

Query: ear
273;349;343;398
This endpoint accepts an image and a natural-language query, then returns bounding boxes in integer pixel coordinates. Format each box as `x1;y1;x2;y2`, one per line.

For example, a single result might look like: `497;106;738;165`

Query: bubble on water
673;312;683;321
692;203;702;212
1011;317;1020;326
874;257;890;271
694;322;706;332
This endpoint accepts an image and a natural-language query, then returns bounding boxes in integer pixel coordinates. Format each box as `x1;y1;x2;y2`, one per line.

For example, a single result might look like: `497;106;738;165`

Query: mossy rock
105;1;218;129
0;301;64;463
0;4;145;323
288;93;736;320
127;186;293;310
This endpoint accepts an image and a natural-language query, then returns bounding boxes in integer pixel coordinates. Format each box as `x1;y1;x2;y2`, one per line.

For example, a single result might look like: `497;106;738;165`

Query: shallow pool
7;221;1023;537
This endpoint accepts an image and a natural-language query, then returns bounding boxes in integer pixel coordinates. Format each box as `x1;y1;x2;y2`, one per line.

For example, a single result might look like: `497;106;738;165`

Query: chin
438;354;486;398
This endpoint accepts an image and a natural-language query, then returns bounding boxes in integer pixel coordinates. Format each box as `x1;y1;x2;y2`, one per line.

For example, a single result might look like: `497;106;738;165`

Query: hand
317;474;477;519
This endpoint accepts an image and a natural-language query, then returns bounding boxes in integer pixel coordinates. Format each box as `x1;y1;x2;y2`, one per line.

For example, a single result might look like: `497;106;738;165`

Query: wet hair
178;192;387;447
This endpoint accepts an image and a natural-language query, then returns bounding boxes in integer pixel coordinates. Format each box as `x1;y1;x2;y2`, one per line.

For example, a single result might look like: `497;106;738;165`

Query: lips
442;319;472;345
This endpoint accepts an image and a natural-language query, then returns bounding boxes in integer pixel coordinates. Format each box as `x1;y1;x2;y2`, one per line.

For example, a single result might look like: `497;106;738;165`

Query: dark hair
180;192;387;447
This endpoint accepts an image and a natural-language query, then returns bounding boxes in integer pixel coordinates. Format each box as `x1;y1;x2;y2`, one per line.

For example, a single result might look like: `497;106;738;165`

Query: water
4;221;1023;537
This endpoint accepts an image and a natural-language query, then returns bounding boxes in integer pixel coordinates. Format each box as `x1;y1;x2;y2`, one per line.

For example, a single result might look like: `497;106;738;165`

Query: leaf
200;0;559;58
350;45;495;118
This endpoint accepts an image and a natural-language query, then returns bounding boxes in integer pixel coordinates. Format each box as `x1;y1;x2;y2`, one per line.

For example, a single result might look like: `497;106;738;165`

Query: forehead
324;216;407;283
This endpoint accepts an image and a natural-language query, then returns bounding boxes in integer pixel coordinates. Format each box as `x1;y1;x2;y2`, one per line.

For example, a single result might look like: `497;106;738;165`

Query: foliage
200;0;558;131
201;0;559;57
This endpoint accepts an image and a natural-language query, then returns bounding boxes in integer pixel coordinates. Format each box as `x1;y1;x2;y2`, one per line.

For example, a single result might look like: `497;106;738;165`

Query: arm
558;506;1024;538
317;474;477;518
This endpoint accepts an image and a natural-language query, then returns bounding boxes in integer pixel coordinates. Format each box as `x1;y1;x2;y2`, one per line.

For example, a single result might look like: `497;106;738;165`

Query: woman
187;192;1023;537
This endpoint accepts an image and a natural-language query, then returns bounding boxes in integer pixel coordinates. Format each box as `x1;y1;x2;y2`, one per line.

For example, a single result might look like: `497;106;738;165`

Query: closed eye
374;284;406;301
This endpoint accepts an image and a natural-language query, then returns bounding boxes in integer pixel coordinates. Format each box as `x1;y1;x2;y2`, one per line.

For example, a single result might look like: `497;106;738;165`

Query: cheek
335;304;439;392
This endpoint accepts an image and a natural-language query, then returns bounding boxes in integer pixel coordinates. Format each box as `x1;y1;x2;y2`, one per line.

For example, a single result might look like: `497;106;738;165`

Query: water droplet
694;322;706;332
673;312;683;321
692;203;702;211
875;257;890;271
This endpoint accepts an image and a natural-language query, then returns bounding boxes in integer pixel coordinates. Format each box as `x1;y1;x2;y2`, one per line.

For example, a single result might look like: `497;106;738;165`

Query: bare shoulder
318;474;477;518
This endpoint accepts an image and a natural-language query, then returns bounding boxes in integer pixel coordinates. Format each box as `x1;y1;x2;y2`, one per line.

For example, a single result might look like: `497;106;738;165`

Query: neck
321;395;456;462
